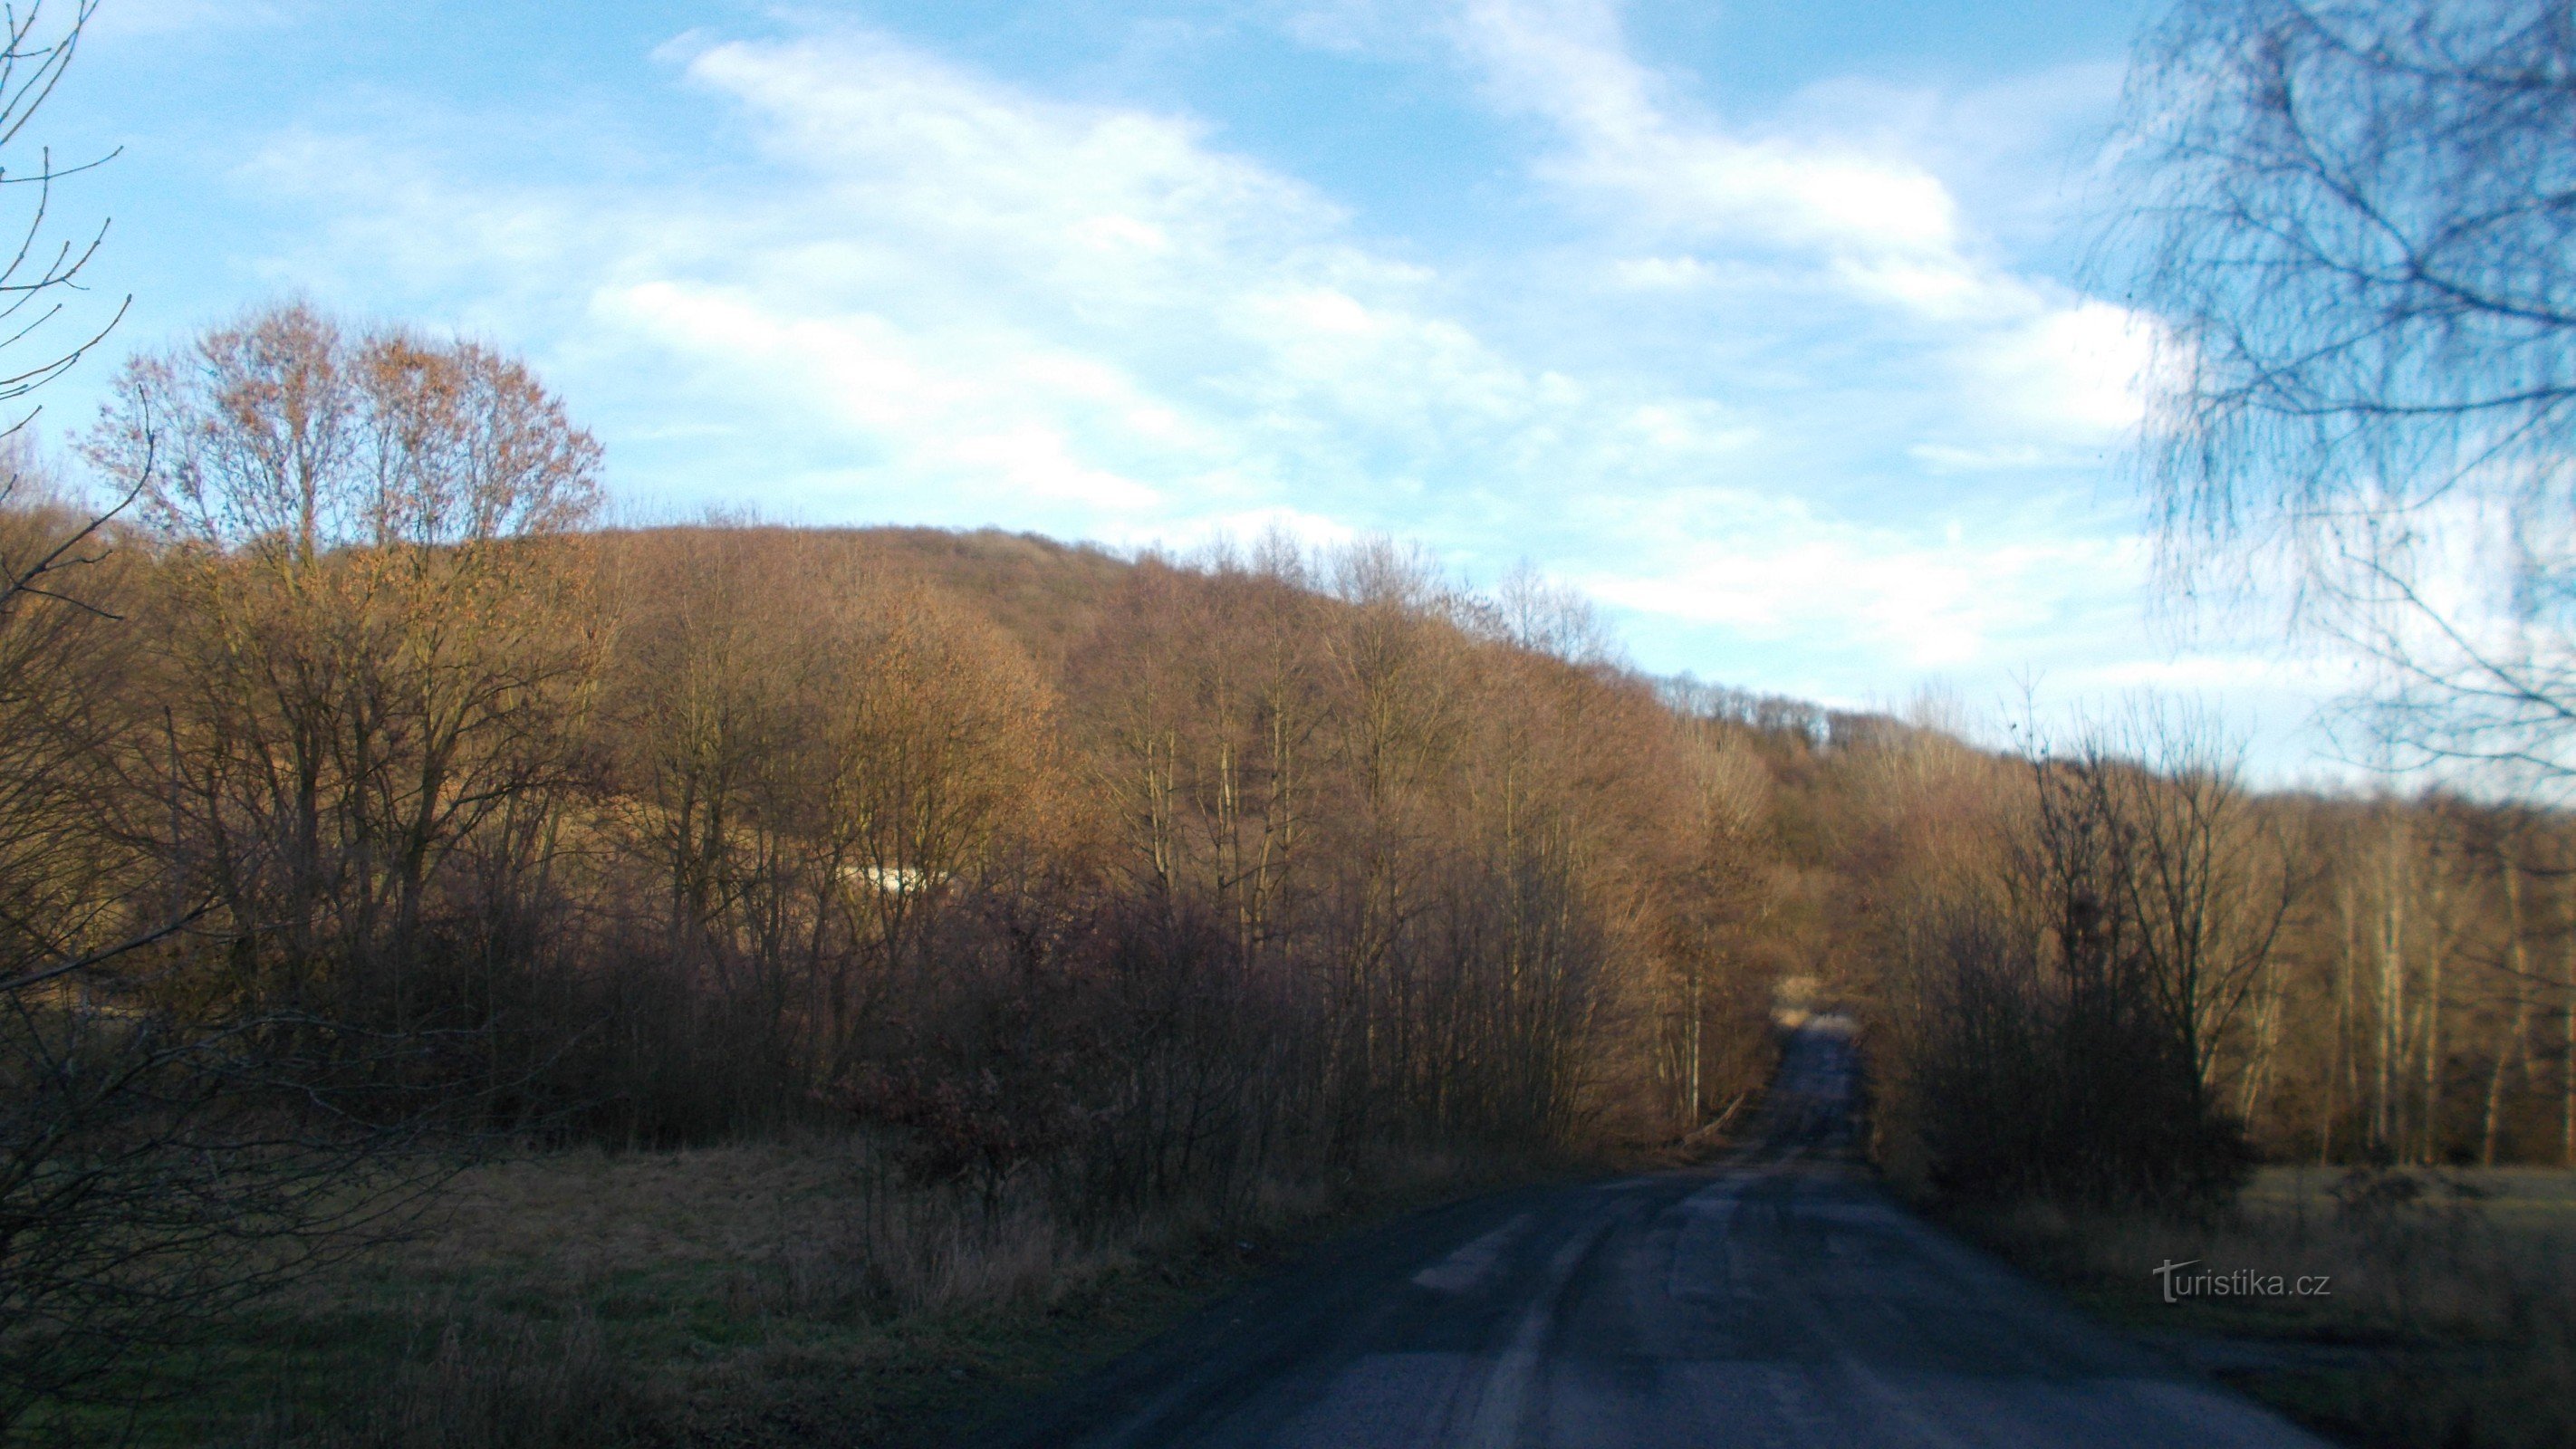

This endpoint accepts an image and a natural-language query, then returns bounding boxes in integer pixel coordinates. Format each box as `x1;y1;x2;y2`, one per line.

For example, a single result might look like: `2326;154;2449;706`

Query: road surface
984;1019;2331;1448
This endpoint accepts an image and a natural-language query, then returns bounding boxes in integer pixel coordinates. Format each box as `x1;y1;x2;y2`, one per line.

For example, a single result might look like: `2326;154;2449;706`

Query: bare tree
0;4;326;1429
2104;709;2302;1100
2117;0;2576;779
1878;710;2291;1205
83;303;606;1024
0;1;120;428
0;306;605;1429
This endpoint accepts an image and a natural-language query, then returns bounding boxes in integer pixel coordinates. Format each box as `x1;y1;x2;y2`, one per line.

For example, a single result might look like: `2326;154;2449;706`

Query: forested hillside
9;304;2576;1436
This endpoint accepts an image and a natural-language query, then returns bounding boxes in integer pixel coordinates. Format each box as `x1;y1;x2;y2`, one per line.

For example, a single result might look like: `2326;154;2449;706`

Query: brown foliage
20;297;2576;1438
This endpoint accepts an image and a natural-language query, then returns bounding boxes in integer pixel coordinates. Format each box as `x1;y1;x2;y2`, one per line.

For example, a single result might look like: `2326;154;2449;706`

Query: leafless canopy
2118;0;2576;778
0;1;119;416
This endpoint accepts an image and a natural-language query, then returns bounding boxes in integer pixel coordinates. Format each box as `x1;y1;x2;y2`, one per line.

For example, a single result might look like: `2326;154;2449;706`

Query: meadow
1956;1166;2576;1449
18;1140;1519;1448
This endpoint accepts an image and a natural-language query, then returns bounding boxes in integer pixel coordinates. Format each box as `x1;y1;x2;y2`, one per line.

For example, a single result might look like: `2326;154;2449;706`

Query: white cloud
1456;0;1957;257
528;28;1776;537
2052;653;2334;694
1909;443;2054;474
1577;489;2140;669
597;280;1174;512
203;7;2307;752
1975;297;2157;435
245;28;1723;534
1451;0;2151;446
672;30;1355;303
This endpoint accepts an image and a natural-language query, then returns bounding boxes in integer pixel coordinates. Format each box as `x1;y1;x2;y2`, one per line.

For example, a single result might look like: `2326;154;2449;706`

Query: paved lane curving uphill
984;1019;2331;1448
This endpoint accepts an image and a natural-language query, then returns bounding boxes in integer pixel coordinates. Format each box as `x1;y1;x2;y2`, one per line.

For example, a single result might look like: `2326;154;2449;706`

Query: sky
28;0;2360;772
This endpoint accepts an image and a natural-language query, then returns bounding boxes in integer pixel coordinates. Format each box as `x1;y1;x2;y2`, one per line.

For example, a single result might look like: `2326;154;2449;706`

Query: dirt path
978;1020;2333;1448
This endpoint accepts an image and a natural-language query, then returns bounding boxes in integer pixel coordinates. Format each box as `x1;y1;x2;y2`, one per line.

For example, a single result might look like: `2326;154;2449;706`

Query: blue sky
34;0;2354;768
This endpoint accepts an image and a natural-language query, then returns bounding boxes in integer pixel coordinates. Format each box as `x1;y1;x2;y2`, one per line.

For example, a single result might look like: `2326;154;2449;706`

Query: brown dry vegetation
5;304;1794;1442
1841;722;2576;1190
9;303;2576;1444
1840;721;2576;1449
62;1140;1508;1448
1942;1165;2576;1449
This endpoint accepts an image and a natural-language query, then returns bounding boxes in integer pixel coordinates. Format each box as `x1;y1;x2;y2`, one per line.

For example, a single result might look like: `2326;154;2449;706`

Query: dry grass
1949;1166;2576;1449
18;1138;1506;1449
357;1143;1134;1322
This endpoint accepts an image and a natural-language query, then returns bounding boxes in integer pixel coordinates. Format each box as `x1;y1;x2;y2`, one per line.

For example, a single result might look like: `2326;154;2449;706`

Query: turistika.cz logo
2150;1260;2332;1304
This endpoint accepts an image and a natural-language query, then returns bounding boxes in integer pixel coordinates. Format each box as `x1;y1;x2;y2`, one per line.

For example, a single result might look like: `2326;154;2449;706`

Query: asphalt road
984;1019;2333;1448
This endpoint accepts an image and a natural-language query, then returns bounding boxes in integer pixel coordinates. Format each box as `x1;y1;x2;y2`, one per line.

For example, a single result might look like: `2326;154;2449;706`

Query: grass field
18;1140;1517;1448
1950;1165;2576;1449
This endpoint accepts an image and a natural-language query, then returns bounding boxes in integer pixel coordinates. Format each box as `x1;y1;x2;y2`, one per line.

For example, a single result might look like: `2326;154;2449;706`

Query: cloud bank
198;0;2284;742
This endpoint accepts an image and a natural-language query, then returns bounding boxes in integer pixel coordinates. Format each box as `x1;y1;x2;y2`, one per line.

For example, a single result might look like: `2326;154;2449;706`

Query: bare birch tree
2118;0;2576;780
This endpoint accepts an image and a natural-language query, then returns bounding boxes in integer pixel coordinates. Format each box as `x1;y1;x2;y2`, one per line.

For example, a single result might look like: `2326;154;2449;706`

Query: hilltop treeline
19;305;1791;1214
6;303;2575;1417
